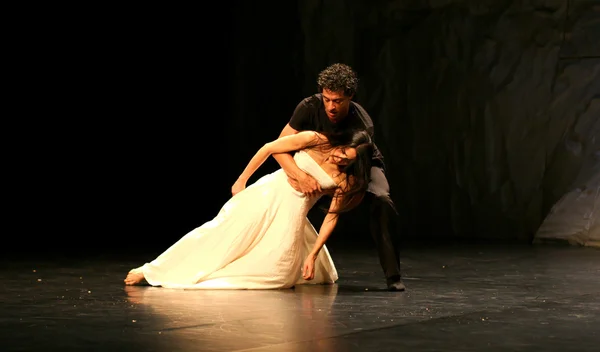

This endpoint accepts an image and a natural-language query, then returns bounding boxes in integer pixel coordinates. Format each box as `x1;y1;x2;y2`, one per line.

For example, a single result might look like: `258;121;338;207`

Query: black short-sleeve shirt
289;93;385;169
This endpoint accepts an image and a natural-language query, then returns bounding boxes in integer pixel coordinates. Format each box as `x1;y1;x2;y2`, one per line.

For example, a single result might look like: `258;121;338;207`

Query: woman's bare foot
124;269;146;285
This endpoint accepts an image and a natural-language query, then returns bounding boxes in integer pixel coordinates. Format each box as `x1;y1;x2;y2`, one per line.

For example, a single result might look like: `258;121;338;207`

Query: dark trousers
310;167;401;281
366;167;401;281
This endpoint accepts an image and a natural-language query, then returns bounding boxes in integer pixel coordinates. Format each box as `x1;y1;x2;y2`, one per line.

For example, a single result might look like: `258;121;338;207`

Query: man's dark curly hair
317;63;358;97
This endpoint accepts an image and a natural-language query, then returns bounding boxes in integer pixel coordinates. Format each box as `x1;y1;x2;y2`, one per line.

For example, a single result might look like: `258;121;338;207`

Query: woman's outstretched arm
302;181;347;280
232;131;322;195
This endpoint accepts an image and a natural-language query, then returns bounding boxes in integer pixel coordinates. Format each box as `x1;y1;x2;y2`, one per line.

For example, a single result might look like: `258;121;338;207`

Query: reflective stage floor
2;242;599;351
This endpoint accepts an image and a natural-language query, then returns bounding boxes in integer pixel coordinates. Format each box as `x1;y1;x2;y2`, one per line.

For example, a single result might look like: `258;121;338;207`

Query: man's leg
368;167;405;291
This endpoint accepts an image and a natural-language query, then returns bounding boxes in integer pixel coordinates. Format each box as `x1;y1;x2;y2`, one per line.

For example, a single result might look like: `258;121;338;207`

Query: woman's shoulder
297;130;328;143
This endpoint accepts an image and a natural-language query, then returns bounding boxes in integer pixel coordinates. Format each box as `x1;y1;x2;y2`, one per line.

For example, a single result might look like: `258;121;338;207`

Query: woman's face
330;147;357;165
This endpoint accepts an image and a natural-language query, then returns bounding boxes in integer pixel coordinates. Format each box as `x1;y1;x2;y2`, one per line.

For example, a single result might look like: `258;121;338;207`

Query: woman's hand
302;253;317;280
231;179;246;196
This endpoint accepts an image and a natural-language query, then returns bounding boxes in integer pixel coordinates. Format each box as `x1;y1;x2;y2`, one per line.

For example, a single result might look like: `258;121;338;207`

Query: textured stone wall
535;172;599;247
294;0;599;243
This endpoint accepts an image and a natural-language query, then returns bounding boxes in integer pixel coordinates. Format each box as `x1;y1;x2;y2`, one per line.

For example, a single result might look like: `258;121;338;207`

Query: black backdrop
10;2;342;258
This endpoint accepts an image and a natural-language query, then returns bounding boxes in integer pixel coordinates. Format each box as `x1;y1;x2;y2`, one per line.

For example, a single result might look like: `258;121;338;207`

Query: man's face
322;89;353;122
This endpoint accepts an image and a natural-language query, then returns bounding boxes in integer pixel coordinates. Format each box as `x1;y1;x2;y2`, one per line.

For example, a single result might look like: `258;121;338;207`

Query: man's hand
231;179;246;196
302;253;317;281
288;173;321;197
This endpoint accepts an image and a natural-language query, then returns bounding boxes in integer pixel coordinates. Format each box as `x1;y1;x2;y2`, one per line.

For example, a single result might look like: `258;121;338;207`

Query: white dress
136;151;339;289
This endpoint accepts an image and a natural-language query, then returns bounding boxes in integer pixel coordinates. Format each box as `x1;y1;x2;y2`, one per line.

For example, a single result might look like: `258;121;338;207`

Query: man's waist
371;156;385;169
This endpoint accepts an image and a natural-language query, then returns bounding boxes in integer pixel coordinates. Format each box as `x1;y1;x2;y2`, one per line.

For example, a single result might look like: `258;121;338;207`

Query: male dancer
272;63;405;291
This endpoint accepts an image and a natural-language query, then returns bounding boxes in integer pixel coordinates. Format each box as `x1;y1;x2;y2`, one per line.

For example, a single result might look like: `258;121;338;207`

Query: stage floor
3;242;599;351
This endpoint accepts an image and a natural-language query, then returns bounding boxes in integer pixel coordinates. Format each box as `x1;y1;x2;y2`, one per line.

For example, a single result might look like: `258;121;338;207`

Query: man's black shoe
386;277;406;291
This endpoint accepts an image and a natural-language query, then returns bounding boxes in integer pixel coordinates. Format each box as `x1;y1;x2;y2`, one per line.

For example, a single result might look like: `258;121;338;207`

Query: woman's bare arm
302;181;347;280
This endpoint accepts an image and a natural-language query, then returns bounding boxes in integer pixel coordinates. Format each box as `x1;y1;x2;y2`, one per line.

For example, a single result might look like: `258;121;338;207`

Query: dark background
9;1;598;258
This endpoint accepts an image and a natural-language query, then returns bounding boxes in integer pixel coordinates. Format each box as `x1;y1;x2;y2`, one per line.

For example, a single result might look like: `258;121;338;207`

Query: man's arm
353;102;386;170
271;124;306;180
271;124;321;196
232;131;320;195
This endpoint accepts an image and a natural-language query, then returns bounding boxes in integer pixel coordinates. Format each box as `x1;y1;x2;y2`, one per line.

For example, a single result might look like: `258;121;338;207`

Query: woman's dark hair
310;129;374;215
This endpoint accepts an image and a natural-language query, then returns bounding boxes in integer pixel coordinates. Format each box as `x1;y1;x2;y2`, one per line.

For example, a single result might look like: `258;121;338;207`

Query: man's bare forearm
272;123;309;181
272;153;305;180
